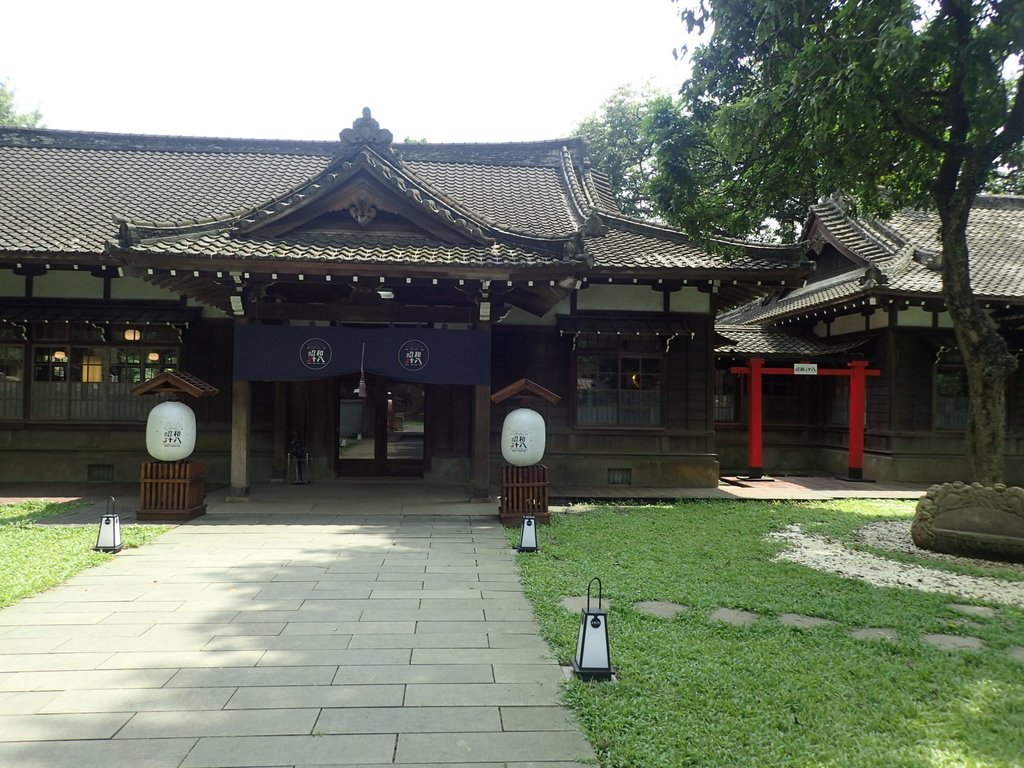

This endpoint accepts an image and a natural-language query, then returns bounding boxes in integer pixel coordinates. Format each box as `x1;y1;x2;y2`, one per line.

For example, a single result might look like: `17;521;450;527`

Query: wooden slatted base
499;464;550;526
137;461;207;522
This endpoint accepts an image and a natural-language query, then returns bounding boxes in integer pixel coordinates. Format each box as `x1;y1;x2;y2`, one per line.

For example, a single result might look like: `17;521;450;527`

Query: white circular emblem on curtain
300;338;332;370
398;339;429;372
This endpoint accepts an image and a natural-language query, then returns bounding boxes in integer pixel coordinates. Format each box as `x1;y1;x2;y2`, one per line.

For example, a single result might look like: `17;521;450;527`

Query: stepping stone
850;628;899;642
633;601;686;619
559;596;611;613
710;608;759;626
922;634;984;651
948;604;997;619
778;613;838;629
1009;646;1024;664
946;618;984;630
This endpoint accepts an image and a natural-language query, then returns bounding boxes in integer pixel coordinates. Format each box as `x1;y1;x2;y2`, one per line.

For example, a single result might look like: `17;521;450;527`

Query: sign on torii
728;358;881;481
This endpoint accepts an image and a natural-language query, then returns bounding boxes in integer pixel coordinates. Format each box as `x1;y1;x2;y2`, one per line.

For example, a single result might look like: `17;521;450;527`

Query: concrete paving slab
345;632;491;649
166;665;337;688
0;737;196;768
411;648;554;666
0;668;177;692
225;684;406;710
492;664;567;684
258;649;411;667
117;707;320;738
395;731;596;764
0;711;133;741
180;734;396;767
39;686;235;713
315;705;501;734
331;664;493;685
0;691;59;715
0;652;113;672
499;706;582;732
404;682;560;707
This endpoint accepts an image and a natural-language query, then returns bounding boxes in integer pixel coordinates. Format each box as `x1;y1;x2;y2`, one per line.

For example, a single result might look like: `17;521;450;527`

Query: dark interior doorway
336;373;425;477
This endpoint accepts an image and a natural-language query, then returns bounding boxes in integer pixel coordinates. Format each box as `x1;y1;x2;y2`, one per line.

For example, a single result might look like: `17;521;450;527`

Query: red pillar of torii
728;358;881;481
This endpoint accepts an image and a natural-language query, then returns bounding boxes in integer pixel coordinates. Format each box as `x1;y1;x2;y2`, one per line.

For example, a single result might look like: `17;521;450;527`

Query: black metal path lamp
517;514;538;552
572;577;615;681
94;496;122;553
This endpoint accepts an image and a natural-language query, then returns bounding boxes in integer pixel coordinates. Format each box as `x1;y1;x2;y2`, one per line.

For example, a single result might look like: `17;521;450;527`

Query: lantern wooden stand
137;461;208;522
492;379;560;527
131;372;218;523
500;464;550;525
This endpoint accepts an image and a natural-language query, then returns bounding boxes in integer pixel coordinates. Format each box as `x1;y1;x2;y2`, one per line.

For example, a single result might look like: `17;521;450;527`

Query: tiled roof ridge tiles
812;198;901;266
557;146;592;227
0;126;337;156
0;126;594;165
971;194;1024;210
597;213;808;264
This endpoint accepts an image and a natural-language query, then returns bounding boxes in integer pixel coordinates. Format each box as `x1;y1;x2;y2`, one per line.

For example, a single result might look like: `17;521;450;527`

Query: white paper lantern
501;407;546;466
146;400;197;461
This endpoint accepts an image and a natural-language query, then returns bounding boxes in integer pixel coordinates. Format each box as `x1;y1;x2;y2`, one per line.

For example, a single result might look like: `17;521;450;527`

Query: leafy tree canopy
574;84;669;219
669;0;1023;484
0;80;43;128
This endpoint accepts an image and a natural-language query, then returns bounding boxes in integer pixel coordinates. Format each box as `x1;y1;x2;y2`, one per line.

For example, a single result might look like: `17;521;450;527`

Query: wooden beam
256;303;475;324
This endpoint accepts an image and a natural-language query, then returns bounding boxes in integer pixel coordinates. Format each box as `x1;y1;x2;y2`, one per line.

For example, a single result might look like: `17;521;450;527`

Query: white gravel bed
768;524;1024;607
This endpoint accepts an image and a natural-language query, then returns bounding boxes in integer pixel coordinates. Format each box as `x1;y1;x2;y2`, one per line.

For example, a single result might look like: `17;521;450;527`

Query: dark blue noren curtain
233;325;490;385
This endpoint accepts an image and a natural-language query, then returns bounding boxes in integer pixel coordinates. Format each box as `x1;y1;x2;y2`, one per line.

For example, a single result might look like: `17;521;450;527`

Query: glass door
336;374;424;476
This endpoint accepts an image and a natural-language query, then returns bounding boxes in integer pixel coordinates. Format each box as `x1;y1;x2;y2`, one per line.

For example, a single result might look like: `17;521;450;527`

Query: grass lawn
0;500;169;608
513;499;1024;768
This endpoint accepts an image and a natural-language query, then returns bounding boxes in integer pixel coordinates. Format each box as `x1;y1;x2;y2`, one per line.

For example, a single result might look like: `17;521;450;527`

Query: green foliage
0;500;168;608
574;84;669;219
670;0;1022;483
0;80;43;128
512;500;1024;767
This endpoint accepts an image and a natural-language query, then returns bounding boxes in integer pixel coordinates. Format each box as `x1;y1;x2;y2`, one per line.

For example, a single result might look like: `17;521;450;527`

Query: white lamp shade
572;609;613;679
501;408;546;466
518;515;538;552
94;514;122;553
145;401;197;461
571;577;614;680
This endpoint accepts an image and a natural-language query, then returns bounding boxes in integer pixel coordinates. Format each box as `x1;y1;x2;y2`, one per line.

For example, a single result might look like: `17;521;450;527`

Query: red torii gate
728;358;881;481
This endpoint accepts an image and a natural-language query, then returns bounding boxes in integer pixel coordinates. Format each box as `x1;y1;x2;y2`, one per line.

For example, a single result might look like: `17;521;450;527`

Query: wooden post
230;379;251;498
747;357;764;479
271;382;288;482
847;360;868;480
471;383;491;500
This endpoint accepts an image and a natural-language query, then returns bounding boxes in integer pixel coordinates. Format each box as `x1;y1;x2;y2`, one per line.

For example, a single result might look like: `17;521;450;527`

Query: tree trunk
937;200;1017;485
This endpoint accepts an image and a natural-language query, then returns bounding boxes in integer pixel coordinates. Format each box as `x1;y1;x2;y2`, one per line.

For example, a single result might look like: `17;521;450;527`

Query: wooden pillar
230;378;251;498
471;383;491;500
847;360;868;480
747;357;764;479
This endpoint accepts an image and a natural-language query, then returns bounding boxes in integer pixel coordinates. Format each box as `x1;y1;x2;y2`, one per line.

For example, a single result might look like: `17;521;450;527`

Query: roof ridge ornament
340;108;394;149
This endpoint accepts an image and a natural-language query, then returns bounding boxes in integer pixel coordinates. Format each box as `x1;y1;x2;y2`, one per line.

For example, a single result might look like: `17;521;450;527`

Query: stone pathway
0;514;596;768
556;598;1023;664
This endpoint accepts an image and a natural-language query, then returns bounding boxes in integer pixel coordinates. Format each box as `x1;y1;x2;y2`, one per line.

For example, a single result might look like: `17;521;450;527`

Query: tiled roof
0;143;328;253
0;120;810;282
125;230;559;268
716;324;870;356
721;195;1024;325
590;217;808;273
405;160;579;235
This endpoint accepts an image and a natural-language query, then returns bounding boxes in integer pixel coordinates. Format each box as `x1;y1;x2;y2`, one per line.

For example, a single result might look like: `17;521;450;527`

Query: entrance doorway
336;373;425;476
